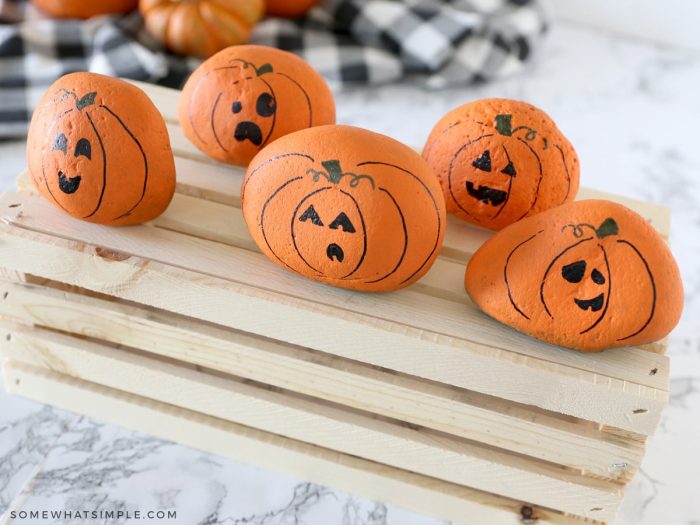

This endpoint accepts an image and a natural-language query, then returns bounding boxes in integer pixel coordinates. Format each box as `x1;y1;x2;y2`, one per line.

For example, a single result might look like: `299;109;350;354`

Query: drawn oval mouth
58;171;81;194
466;181;507;206
234;121;263;146
326;243;344;262
574;293;605;312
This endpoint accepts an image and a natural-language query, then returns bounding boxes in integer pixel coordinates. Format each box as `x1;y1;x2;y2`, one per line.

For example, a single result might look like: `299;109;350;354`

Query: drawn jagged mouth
466;181;507;206
574;293;605;312
326;243;344;262
58;171;81;194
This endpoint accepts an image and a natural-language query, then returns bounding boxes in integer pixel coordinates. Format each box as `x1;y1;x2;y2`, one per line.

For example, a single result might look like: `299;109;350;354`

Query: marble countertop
1;21;699;525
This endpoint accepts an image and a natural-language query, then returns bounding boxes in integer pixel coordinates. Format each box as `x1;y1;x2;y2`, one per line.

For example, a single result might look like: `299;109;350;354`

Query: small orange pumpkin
179;45;335;166
242;125;446;292
27;72;176;226
465;200;684;351
139;0;264;58
31;0;137;18
423;99;579;230
266;0;321;18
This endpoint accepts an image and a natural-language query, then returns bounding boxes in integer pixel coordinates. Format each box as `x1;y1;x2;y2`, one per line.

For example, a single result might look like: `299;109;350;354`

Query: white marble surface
1;21;700;525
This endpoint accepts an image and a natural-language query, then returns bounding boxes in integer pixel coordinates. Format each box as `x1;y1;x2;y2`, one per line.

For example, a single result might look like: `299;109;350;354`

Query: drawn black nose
326;243;344;262
234;122;263;146
57;170;81;194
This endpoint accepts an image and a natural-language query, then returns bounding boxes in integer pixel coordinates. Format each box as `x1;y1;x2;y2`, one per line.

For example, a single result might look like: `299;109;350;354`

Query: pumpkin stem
495;113;544;145
76;92;97;111
229;58;273;76
561;218;619;239
307;160;376;189
595;218;619;239
322;160;344;184
55;89;96;111
494;114;513;136
256;63;274;76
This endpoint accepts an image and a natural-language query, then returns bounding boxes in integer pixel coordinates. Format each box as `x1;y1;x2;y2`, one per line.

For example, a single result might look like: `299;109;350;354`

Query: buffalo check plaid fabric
0;0;547;137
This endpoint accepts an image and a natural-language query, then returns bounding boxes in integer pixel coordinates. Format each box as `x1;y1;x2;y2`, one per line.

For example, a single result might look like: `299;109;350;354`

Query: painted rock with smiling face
26;72;176;226
465;200;684;351
179;45;336;166
242;125;447;292
423;99;580;230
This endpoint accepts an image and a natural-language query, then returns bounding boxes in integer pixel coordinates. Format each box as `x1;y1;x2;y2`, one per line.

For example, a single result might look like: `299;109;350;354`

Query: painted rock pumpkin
242;125;447;292
179;45;336;166
423;99;579;230
27;72;176;226
465;200;683;351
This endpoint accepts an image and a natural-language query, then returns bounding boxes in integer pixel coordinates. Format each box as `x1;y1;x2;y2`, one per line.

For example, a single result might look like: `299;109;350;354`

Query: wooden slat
123;80;671;240
0;78;671;523
174;156;244;207
126;79;181;124
14;171;473;305
0;221;668;435
0;325;622;519
162;119;674;245
12;169;668;356
0;190;669;390
0;280;644;480
1;360;602;525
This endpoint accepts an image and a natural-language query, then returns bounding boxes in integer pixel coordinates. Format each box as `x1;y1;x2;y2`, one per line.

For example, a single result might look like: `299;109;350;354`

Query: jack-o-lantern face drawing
27;72;176;225
179;45;336;166
423;99;580;231
242;125;446;292
465;200;684;352
290;170;368;279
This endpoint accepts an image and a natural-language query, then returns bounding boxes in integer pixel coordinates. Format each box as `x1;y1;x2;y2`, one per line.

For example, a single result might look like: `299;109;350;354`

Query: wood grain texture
1;360;603;525
0;280;644;480
0;219;668;435
0;328;623;519
13;167;669;357
124;79;670;240
0;79;673;524
0;191;669;388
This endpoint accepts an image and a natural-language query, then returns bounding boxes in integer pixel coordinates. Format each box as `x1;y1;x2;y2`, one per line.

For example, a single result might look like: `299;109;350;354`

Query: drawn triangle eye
52;133;67;154
298;204;323;226
591;268;606;285
74;138;91;160
329;212;356;233
501;161;516;177
562;260;586;283
472;150;491;172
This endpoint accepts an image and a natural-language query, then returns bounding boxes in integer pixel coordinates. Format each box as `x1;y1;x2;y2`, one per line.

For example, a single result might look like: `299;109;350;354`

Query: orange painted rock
179;45;336;166
465;200;683;351
31;0;137;18
242;125;446;292
27;72;176;226
423;99;579;230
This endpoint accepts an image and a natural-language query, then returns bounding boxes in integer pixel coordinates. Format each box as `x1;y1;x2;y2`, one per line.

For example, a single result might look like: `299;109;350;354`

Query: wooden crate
0;81;670;525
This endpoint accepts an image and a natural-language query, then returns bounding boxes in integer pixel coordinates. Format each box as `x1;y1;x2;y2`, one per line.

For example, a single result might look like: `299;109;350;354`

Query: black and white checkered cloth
0;0;547;138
